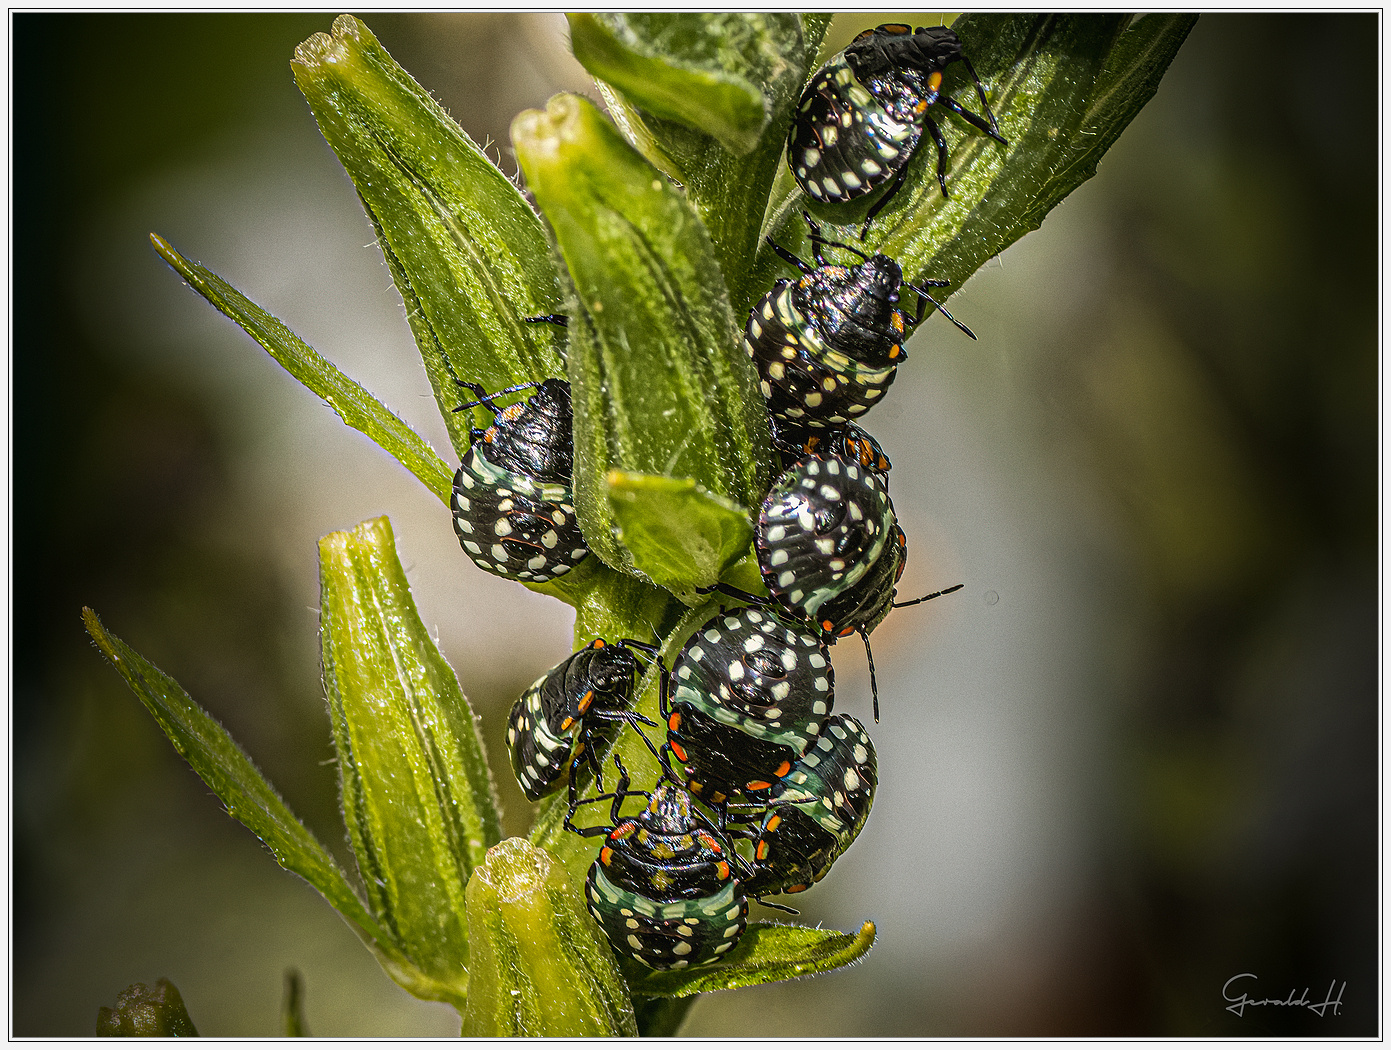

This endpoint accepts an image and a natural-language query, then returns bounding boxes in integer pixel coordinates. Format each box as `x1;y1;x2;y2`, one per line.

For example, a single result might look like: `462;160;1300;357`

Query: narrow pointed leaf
626;920;877;998
82;608;392;952
585;13;832;309
460;839;637;1037
152;234;454;506
319;515;506;1008
293;14;565;458
758;15;1195;309
605;470;753;600
513;93;773;577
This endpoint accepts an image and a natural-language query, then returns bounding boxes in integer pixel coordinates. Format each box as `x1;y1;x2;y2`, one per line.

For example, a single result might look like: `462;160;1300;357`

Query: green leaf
586;13;831;309
568;14;770;155
82;608;392;953
460;839;637;1037
151;234;455;506
95;979;199;1037
758;15;1196;306
626;920;878;998
513;93;774;578
319;515;506;1008
605;470;754;600
293;14;565;458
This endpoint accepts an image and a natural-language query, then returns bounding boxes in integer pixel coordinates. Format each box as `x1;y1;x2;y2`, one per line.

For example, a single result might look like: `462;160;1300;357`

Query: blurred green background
13;12;1377;1036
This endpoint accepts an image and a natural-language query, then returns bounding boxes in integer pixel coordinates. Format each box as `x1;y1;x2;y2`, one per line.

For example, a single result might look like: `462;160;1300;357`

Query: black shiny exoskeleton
710;451;963;722
736;713;879;897
450;377;589;583
565;758;750;970
662;606;835;809
788;23;1008;230
745;213;973;432
506;638;662;803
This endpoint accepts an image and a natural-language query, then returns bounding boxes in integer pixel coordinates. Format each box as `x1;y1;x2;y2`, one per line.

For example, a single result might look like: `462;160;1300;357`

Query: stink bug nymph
789;23;1008;231
662;605;835;811
450;377;589;583
737;713;879;897
506;637;663;803
746;212;973;432
566;757;750;971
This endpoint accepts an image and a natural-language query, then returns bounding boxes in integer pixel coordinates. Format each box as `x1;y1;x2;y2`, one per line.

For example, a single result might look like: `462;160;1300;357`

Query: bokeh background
13;12;1378;1036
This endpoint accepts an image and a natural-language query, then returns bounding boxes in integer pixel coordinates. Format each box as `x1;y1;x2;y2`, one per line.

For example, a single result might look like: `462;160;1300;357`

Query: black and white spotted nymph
506;638;659;803
756;453;897;634
745;214;973;432
788;23;1007;228
451;377;589;583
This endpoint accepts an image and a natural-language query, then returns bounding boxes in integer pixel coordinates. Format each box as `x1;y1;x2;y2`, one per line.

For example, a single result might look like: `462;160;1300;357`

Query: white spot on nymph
455;495;471;511
815;538;835;556
805;391;823;407
821;177;840;196
807;182;824;198
862;158;882;176
831;721;848;740
803;147;821;167
497;498;515;512
843;171;863;190
743;633;763;654
809;653;826;668
781;649;798;671
854;744;869;763
770;549;789;567
844;769;861;791
673;942;693;956
820;485;840;500
768;362;785;380
727;661;744;681
778;570;796;588
814;676;829;691
689;646;705;662
494;519;512;536
822;376;838;392
457;518;474;534
767;525;787;543
464;540;482;554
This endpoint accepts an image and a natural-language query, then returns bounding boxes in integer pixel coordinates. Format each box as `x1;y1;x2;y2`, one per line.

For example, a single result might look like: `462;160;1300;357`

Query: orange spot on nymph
756;841;769;860
746;780;772;792
670;740;689;762
577;690;594;713
766;814;782;832
774;760;791;777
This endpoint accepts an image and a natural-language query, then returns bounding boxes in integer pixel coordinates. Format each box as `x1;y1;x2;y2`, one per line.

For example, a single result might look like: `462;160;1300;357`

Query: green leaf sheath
604;470;754;601
150;235;455;507
758;15;1195;308
319;515;506;1008
576;13;830;310
512;93;774;579
460;839;637;1036
626;920;877;999
81;608;391;952
292;14;565;458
